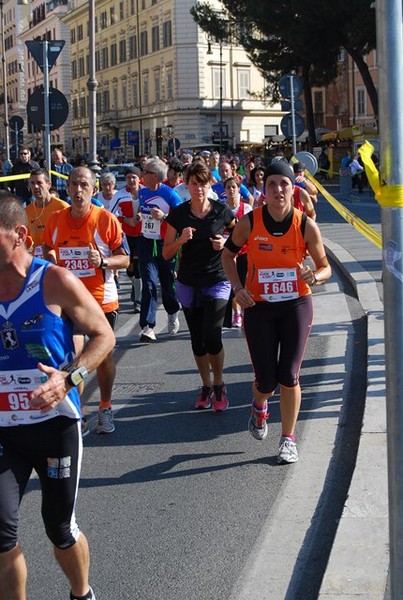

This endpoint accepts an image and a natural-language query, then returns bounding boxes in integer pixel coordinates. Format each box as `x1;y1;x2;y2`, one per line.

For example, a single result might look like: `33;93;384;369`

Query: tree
191;0;377;149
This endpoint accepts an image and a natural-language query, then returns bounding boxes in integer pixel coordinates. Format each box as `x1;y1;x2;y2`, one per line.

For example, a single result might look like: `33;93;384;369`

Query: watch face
70;366;88;386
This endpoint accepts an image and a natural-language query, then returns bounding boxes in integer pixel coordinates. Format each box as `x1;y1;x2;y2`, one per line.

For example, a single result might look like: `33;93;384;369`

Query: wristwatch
64;363;89;387
100;258;109;269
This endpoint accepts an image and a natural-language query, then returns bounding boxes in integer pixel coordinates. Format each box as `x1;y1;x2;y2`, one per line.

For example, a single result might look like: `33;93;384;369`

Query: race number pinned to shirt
58;247;95;278
141;213;162;239
258;268;299;302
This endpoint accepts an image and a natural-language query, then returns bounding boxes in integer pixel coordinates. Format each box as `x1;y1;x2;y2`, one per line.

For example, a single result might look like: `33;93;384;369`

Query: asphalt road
19;263;366;600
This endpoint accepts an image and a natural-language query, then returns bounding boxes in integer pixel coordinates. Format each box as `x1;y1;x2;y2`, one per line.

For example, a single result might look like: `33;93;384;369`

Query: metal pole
376;0;403;597
87;0;99;168
290;75;297;156
42;41;51;170
0;0;10;162
219;41;223;155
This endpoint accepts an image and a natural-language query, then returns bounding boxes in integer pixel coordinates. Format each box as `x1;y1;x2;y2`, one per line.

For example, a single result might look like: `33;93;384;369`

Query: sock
70;588;93;600
282;433;295;441
99;400;112;410
252;400;267;412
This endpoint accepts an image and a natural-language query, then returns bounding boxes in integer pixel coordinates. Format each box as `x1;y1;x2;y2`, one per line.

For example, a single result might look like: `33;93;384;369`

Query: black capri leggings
183;295;228;357
243;295;313;393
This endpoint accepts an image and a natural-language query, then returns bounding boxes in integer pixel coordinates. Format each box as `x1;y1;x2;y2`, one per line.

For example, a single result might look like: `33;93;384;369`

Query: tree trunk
301;64;316;152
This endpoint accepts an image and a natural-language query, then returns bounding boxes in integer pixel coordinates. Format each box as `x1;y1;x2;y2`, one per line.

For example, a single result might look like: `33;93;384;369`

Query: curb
318;240;388;598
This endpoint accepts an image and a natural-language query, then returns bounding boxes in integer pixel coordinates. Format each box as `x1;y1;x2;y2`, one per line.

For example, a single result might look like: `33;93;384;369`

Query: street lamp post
207;38;224;154
0;0;10;163
87;0;99;172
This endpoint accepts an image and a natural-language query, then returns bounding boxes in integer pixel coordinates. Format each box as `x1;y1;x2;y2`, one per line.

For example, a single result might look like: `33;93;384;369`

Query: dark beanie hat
265;161;295;184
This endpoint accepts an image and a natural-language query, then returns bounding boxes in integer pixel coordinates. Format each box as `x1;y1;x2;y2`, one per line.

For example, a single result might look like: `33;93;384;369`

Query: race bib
258;268;299;302
141;213;161;239
0;368;56;425
58;247;95;278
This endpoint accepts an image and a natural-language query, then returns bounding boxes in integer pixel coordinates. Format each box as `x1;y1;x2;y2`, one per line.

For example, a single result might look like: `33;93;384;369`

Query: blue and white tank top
0;257;81;426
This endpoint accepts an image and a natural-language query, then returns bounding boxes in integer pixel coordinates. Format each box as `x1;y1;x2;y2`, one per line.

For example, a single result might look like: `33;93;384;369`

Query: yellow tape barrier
359;140;403;208
0;169;68;183
304;164;383;251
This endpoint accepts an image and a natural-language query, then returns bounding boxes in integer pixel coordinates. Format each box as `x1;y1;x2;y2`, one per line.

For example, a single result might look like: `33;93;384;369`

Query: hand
88;242;102;267
234;287;255;309
297;261;315;284
209;234;225;251
151;207;165;220
29;363;68;413
180;227;196;244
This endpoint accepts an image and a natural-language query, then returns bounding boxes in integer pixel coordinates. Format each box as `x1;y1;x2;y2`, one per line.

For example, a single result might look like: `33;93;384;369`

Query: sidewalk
316;187;388;598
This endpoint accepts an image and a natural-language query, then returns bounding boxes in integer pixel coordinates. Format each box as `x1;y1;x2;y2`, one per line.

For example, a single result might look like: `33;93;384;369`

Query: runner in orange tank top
222;161;331;464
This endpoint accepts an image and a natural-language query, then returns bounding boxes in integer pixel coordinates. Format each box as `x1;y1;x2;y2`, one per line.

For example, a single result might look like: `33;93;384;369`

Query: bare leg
96;352;116;403
279;384;301;436
54;533;91;598
0;544;27;600
208;347;225;386
252;381;274;409
194;354;212;387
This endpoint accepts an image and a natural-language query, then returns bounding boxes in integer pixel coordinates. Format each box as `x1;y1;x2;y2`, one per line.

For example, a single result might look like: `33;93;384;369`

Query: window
166;71;173;99
154;73;160;102
111;43;117;66
140;31;148;56
113;88;118;109
119;40;126;63
143;75;149;104
72;59;77;80
95;51;100;71
237;70;250;99
102;90;110;112
129;35;137;59
72;98;78;119
78;56;85;77
70;28;76;44
163;20;172;47
152;25;160;52
212;67;225;99
100;11;107;30
110;6;116;24
77;24;83;41
132;80;138;107
119;2;124;20
101;47;109;69
357;88;366;116
79;96;86;118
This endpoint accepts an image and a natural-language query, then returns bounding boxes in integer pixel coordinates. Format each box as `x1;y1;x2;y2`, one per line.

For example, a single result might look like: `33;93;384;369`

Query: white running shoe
140;326;157;342
168;312;180;335
277;436;298;464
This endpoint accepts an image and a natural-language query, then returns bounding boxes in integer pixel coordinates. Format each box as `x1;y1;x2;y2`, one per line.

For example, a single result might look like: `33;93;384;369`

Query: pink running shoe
232;312;243;328
213;384;229;412
195;386;213;409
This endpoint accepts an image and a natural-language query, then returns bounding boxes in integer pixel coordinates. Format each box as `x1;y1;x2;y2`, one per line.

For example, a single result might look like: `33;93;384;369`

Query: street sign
127;130;139;145
9;115;24;131
26;87;69;131
280;113;305;139
295;151;318;176
25;40;65;73
281;99;303;112
278;73;303;100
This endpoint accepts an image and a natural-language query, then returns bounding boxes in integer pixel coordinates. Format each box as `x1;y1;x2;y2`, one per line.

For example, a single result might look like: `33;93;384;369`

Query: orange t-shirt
43;204;125;312
246;207;311;303
26;196;69;257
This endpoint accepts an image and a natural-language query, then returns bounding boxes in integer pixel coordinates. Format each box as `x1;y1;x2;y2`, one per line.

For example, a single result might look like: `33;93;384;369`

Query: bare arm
30;265;115;411
162;222;195;260
298;219;332;285
221;215;255;308
299;187;316;220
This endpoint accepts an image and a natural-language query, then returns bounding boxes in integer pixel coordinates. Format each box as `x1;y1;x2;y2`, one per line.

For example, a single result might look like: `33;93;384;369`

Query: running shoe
232;311;243;328
81;417;90;438
96;408;115;434
277;436;299;464
140;326;157;342
167;312;180;335
248;405;269;440
133;301;141;314
195;386;213;409
70;586;96;600
213;384;229;412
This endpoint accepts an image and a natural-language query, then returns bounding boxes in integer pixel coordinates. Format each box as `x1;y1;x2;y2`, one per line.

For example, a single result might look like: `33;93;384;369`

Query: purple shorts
176;280;231;309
